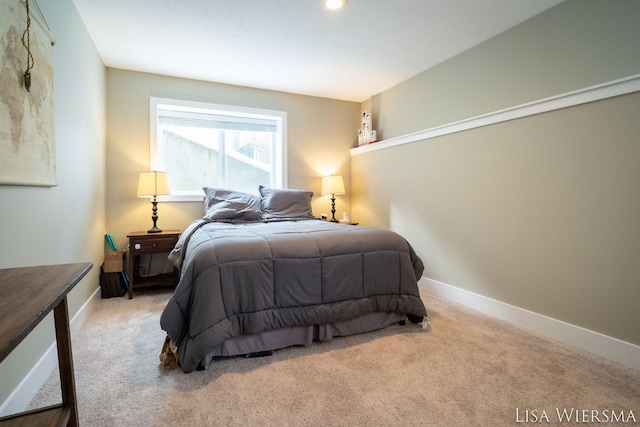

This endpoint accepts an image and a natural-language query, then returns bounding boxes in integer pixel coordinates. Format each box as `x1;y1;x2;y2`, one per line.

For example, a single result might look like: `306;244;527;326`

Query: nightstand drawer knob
135;244;141;250
152;243;157;247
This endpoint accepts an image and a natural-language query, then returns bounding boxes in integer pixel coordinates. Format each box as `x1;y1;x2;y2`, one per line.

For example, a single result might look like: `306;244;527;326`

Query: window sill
155;195;204;203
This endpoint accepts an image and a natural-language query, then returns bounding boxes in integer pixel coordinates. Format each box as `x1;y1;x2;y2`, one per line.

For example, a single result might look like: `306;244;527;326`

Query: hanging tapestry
0;0;56;186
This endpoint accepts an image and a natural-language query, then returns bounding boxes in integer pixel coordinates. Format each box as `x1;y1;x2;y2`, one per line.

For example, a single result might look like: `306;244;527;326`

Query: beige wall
105;69;359;250
0;0;106;411
353;0;640;344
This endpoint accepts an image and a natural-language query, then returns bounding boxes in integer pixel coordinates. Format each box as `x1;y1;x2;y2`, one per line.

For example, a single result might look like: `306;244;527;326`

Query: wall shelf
351;73;640;156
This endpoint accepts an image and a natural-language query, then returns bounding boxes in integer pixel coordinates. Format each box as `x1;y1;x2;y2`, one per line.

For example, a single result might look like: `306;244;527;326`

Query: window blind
158;109;277;132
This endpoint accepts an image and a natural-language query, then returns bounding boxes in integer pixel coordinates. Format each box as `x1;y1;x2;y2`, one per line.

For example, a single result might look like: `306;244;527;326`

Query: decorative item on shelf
321;175;345;223
137;171;170;233
362;111;371;144
359;111;377;145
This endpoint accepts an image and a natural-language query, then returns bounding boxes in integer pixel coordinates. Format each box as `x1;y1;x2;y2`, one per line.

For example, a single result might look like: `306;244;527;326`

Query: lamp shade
321;175;345;196
137;171;170;197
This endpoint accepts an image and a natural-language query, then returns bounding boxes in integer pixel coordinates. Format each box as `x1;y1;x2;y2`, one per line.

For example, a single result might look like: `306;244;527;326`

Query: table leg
54;297;79;427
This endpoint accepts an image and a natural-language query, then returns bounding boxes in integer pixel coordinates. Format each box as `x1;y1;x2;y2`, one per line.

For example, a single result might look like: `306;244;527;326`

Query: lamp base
148;198;162;233
330;195;338;222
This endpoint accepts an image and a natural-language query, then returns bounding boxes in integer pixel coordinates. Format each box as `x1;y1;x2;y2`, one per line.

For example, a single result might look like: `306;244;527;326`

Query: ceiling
71;0;564;102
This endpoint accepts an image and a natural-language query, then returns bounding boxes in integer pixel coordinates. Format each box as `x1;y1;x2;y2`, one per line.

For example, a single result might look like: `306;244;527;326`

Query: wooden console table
0;262;93;427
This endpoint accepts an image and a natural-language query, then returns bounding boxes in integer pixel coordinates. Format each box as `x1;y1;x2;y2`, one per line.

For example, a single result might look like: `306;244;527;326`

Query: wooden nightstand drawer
130;236;177;253
126;230;181;299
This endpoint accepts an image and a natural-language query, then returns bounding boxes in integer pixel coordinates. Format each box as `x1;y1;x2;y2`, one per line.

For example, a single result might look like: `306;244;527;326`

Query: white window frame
150;97;287;202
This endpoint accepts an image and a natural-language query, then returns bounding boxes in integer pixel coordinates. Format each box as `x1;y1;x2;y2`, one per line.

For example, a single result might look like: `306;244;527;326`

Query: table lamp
137;171;170;233
321;175;345;222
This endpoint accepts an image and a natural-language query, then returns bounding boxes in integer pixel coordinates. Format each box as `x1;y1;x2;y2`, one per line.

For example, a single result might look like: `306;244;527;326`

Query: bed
160;186;428;373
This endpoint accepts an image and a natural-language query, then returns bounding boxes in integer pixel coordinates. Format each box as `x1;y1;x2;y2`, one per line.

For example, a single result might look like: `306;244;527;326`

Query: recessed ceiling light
324;0;348;11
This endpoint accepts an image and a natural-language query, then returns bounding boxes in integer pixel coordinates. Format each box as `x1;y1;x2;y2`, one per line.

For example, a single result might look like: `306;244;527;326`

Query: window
150;97;287;201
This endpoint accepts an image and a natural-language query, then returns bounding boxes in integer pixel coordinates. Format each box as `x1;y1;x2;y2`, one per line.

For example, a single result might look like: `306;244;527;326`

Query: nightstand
127;230;180;299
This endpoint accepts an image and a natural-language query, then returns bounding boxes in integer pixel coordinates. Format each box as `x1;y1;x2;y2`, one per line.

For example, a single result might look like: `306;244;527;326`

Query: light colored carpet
29;289;640;426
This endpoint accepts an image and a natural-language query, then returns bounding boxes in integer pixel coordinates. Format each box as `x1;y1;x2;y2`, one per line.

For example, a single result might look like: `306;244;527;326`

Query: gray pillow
259;185;314;219
202;187;261;221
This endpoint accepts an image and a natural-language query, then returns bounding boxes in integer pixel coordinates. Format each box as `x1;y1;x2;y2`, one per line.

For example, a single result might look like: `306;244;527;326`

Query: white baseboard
420;277;640;372
0;286;102;416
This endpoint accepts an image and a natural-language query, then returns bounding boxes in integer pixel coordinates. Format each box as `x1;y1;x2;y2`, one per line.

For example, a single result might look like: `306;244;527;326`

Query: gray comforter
160;219;427;372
